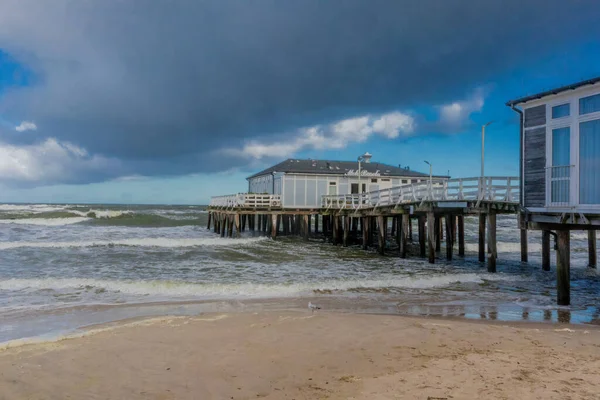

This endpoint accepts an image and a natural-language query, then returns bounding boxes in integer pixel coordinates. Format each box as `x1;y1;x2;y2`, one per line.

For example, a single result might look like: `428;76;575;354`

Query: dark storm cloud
0;0;599;181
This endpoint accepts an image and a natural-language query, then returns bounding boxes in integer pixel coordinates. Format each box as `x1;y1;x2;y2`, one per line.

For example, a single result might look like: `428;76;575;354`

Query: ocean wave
0;273;510;298
0;236;268;250
0;217;91;226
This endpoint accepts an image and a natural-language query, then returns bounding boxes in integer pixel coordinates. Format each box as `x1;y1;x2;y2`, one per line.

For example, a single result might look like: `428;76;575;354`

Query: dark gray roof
247;159;446;179
506;76;600;106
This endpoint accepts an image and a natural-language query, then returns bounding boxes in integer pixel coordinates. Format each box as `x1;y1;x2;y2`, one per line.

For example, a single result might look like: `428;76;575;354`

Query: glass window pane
579;119;600;204
552;103;570;118
579;93;600;115
552;127;570;166
551;127;570;204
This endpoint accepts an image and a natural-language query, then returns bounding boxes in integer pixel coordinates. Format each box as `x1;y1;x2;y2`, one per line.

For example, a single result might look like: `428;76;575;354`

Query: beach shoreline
1;310;599;399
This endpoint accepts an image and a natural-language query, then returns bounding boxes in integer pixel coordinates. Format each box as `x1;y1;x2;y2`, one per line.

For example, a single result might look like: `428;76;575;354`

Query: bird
308;302;321;313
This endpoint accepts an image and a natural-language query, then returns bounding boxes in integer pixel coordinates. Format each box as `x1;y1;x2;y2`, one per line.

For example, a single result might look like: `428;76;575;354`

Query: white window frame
543;86;600;210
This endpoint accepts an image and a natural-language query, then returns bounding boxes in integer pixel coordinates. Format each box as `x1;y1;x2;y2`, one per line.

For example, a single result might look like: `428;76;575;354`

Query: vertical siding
524;126;546;207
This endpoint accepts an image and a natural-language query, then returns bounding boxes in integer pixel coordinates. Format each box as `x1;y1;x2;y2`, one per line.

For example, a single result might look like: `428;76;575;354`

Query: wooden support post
453;215;457;247
519;214;528;263
362;217;368;250
377;216;386;255
303;215;309;241
343;215;350;247
213;213;219;233
435;217;441;253
478;214;486;262
556;230;570;306
408;218;413;242
322;216;329;241
270;214;278;239
314;214;319;235
332;216;339;245
234;214;241;238
427;212;435;264
207;212;212;230
368;217;375;246
352;217;358;244
588;230;597;269
241;214;246;232
400;214;408;258
220;214;227;237
276;215;281;235
227;214;234;237
391;217;397;238
458;215;465;257
445;214;453;261
487;212;497;272
542;230;551;271
418;216;426;257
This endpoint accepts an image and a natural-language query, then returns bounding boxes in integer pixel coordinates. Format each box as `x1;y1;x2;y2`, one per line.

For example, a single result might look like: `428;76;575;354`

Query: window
371;178;378;183
381;178;390;182
580;93;600;115
401;179;408;184
551;127;570;204
552;103;570;119
579;119;600;204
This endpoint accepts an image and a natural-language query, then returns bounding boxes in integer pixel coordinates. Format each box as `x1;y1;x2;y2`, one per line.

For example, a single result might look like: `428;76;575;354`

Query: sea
1;203;599;344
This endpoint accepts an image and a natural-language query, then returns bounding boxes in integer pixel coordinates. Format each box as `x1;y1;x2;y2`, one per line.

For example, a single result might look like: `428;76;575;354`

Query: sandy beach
1;312;599;399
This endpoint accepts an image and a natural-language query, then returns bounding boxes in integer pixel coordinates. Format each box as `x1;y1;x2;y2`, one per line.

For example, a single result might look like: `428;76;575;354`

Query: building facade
247;158;446;209
507;77;600;214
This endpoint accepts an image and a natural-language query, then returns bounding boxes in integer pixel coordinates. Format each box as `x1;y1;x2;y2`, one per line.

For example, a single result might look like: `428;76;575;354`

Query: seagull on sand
308;302;321;313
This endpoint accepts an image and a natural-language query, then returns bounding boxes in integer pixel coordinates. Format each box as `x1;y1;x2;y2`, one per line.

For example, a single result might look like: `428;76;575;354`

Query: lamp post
424;160;432;198
357;152;372;194
481;121;493;179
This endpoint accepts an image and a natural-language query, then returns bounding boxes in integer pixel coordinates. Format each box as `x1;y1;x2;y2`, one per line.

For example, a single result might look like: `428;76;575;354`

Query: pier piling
478;214;486;262
427;212;435;263
400;214;408;258
418;216;426;257
589;230;597;269
487;212;497;272
377;215;386;255
556;230;571;306
445;214;453;261
458;215;465;257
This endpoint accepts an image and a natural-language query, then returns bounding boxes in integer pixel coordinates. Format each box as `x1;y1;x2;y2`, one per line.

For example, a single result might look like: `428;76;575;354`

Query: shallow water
1;203;599;343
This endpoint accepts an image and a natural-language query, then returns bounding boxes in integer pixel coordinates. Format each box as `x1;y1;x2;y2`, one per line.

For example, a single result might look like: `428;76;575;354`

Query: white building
246;157;447;209
507;76;600;213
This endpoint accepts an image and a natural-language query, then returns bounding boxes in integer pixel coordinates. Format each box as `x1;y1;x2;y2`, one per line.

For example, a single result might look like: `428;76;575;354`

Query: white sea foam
0;217;90;226
69;209;132;219
465;241;543;253
0;273;510;298
0;236;268;250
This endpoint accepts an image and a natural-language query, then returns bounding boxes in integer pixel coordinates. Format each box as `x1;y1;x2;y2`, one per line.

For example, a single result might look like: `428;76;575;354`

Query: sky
1;0;600;204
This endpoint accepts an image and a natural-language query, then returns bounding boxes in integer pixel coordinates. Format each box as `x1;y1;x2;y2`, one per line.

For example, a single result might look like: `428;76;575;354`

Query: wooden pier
208;177;520;270
208;176;600;305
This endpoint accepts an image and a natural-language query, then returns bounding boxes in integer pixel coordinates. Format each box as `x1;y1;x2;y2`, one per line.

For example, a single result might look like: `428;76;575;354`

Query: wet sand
1;311;600;399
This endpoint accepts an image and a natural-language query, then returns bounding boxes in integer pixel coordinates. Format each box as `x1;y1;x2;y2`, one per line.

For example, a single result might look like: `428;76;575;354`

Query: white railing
546;166;573;207
321;177;520;209
210;193;282;208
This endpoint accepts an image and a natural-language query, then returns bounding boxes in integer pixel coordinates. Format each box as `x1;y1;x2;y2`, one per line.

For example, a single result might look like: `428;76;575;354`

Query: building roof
247;158;446;180
506;76;600;107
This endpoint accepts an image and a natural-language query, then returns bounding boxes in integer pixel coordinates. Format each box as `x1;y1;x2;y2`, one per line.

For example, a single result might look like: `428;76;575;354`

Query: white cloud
0;138;115;183
438;87;485;127
15;121;37;132
228;111;415;160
